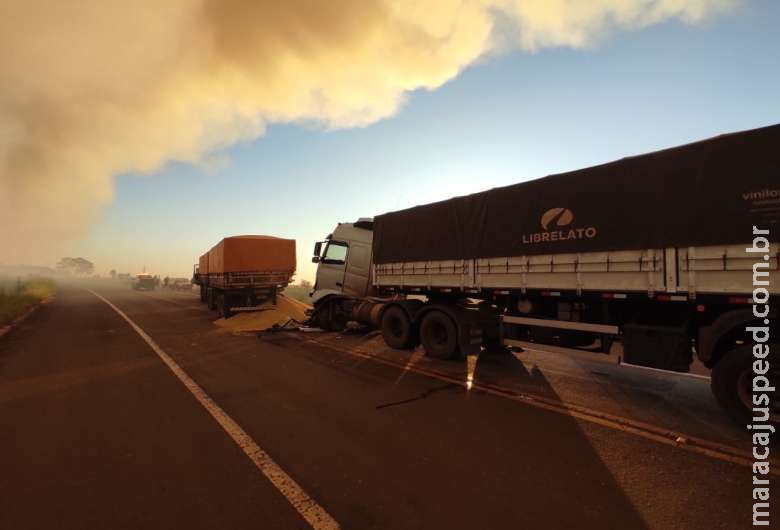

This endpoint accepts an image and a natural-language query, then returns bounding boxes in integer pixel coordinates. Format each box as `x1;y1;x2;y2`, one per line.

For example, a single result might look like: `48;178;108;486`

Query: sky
2;1;779;282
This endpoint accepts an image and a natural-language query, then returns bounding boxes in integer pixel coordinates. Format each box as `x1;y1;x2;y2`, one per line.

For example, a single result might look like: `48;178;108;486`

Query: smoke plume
0;0;735;262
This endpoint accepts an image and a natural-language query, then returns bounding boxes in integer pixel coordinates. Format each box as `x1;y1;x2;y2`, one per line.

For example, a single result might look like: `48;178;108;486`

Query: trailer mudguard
698;306;778;366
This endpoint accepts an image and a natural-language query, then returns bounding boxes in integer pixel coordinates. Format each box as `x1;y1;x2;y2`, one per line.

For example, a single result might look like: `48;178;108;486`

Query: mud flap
457;310;483;357
623;323;692;372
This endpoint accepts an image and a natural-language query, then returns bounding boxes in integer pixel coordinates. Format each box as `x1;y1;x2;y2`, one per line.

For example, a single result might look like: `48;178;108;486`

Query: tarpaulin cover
372;124;780;264
206;236;296;273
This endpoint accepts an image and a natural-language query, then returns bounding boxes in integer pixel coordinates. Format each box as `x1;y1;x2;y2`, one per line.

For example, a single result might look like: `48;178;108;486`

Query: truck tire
317;299;347;332
216;292;233;319
711;343;778;425
207;289;217;311
420;310;460;360
381;306;415;349
199;285;207;303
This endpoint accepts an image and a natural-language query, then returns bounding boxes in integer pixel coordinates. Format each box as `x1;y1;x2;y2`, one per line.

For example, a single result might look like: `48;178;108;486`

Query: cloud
0;0;736;263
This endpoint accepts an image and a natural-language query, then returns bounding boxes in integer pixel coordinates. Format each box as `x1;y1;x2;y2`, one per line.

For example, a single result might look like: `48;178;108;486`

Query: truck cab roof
329;221;374;245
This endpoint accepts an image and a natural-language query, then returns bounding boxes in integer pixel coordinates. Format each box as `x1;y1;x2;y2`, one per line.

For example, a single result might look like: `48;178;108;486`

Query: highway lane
0;286;309;530
0;282;775;529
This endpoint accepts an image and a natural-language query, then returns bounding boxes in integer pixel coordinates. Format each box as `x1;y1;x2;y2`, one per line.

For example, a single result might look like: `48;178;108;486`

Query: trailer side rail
374;243;778;297
204;271;293;289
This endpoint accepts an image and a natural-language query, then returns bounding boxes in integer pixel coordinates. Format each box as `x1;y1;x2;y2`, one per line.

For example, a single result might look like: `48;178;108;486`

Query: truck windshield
322;241;348;265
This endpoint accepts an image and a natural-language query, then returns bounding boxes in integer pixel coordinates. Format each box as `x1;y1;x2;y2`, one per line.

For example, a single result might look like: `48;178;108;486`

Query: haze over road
0;284;773;529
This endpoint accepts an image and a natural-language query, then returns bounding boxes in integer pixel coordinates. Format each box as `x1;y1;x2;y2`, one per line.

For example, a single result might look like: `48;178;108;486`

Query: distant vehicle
309;124;779;425
132;273;156;291
193;235;296;318
168;277;192;291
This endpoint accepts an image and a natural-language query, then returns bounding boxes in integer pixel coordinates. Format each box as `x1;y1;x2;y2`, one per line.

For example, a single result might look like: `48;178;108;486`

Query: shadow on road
465;348;650;529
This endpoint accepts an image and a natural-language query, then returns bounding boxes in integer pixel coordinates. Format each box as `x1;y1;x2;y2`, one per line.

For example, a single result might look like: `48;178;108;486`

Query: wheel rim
736;368;753;413
737;365;780;423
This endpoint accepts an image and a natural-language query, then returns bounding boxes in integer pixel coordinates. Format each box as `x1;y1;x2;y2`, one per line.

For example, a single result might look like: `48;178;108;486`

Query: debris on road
213;294;309;332
298;327;324;333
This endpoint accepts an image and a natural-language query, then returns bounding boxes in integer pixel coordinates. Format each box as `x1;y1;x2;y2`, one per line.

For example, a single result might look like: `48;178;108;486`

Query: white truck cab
311;218;374;303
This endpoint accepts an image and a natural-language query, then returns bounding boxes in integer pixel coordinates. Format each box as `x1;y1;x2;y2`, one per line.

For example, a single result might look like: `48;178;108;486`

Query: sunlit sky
71;1;779;282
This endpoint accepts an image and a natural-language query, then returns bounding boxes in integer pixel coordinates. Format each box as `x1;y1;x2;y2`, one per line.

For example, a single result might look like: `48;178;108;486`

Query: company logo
522;207;597;245
540;207;574;230
743;188;780;201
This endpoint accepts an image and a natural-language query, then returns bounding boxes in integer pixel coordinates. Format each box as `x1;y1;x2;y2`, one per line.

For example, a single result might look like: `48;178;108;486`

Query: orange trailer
193;235;296;318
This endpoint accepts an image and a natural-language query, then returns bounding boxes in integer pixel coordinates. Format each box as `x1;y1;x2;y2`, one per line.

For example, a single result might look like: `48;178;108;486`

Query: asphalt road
0;282;775;529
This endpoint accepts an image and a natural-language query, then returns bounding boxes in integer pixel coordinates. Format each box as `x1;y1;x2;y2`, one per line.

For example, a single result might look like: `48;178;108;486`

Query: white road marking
88;289;340;530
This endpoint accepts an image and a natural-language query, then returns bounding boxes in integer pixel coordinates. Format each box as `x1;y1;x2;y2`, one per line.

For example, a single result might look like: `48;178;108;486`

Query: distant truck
193;235;296;318
167;277;192;291
132;273;156;291
309;124;779;424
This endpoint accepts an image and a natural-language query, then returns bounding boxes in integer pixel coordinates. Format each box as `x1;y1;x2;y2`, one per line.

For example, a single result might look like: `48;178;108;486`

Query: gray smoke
0;0;736;263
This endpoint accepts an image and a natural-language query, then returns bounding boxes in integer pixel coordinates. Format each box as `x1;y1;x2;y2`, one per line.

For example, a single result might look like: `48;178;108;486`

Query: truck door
316;240;349;293
342;241;371;297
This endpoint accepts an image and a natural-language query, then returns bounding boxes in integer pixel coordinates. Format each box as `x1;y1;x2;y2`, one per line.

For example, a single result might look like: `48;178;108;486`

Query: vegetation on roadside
0;277;56;326
282;280;313;305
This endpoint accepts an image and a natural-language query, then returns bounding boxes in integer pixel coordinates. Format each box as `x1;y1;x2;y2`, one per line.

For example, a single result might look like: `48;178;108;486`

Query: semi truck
193;235;296;318
309;123;779;424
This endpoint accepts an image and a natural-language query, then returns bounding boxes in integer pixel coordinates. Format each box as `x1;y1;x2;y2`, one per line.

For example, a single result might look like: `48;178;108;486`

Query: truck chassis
194;270;291;318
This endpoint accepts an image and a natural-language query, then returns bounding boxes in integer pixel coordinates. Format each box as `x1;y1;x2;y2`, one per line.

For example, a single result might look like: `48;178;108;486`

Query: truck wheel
711;344;778;425
207;289;217;311
216;293;233;319
420;310;460;360
317;299;347;332
199;285;207;303
381;306;415;349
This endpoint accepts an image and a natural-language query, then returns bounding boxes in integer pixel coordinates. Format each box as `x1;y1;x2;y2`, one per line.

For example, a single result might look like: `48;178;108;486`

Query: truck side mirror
311;256;320;263
313;241;322;258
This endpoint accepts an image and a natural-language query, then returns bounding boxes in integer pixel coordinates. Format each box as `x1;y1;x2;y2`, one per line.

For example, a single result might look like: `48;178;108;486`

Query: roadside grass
0;277;56;326
282;283;313;305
